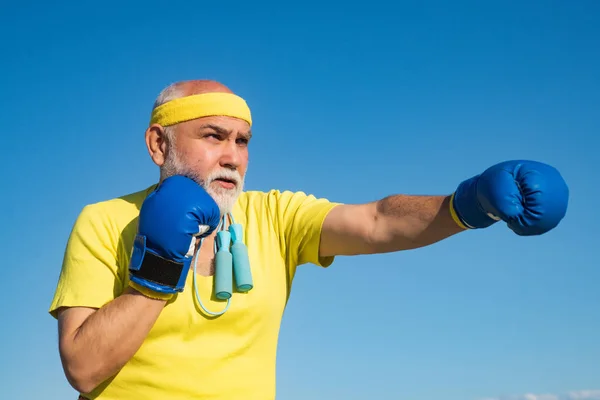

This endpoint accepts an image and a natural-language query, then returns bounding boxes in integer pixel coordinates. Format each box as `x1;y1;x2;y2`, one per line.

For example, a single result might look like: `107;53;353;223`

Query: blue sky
2;1;599;399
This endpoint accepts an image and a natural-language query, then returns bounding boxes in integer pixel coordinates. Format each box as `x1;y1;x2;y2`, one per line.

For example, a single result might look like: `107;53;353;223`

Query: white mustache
207;169;243;186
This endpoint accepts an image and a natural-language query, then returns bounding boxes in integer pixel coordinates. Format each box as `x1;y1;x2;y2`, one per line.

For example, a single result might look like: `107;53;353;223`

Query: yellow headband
150;92;252;127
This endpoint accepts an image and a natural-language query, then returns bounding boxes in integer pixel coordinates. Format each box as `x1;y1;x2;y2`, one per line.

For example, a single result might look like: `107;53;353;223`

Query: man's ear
145;124;169;166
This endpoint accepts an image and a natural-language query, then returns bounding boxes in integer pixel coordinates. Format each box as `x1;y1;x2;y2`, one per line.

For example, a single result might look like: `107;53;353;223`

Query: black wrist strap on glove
130;251;184;289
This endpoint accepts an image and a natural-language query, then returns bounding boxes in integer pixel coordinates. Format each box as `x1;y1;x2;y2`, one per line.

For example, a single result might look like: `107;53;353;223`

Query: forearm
58;286;167;393
369;194;465;253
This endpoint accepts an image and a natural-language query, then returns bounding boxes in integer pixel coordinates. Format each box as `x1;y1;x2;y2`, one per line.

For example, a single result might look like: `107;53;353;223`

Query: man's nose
219;139;241;169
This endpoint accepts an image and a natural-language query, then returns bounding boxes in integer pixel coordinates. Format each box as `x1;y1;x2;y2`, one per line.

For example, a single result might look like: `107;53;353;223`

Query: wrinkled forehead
184;115;252;139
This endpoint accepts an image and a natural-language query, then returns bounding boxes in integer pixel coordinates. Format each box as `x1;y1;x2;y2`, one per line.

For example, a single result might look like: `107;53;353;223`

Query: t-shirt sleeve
275;190;342;269
48;203;124;319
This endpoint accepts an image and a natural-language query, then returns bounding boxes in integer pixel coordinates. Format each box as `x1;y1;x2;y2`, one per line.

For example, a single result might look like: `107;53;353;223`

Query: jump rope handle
214;231;233;300
229;223;253;292
192;217;253;317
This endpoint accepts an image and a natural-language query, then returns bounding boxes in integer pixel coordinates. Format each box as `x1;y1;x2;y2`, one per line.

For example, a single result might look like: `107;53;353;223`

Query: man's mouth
212;177;237;190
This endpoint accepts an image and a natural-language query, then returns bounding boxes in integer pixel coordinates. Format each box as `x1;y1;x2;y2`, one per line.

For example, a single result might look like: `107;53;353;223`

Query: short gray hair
152;82;186;141
153;82;185;108
153;83;186;182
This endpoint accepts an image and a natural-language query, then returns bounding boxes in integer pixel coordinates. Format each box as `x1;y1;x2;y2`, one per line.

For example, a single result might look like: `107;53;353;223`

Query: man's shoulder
74;185;155;232
236;189;337;221
105;185;155;213
236;189;311;212
238;189;322;204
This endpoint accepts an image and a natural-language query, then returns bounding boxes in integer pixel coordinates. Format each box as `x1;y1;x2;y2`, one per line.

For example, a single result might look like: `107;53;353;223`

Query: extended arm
319;160;570;258
57;287;167;394
319;194;464;257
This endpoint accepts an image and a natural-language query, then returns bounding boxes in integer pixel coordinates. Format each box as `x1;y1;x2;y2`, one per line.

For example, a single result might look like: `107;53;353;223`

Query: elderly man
49;80;569;400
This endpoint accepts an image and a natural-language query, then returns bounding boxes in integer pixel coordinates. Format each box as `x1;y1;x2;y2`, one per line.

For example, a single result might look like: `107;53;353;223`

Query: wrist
451;175;498;229
128;280;174;301
128;235;190;294
449;193;469;230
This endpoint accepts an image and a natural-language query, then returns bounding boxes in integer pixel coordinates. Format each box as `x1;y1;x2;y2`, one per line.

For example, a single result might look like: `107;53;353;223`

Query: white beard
161;146;245;216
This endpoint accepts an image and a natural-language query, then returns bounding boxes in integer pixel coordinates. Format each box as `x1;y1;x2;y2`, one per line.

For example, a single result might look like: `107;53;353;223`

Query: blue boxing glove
128;175;221;295
451;160;569;236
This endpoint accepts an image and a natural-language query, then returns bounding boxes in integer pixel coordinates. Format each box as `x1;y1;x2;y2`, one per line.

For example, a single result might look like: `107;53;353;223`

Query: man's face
160;115;251;215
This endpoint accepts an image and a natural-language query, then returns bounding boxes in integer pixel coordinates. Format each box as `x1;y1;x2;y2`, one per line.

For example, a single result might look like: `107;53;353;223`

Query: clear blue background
1;1;598;399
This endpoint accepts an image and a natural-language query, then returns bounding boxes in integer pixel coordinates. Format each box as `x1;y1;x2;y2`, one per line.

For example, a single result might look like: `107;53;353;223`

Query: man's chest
143;231;292;337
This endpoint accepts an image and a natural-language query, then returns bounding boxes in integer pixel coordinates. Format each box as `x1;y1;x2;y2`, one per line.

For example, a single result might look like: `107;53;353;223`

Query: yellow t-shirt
48;185;340;400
